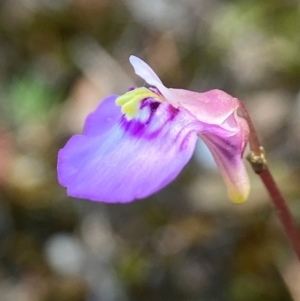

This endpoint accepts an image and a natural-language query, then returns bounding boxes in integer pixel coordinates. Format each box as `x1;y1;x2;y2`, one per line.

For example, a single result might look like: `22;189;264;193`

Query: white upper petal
129;56;163;86
129;55;179;107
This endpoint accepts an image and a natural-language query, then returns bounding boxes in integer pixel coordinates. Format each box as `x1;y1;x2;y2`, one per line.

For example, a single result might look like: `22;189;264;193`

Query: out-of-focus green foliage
8;74;59;124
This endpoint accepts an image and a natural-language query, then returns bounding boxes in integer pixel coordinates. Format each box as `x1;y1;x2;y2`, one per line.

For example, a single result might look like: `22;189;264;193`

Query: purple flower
57;56;250;203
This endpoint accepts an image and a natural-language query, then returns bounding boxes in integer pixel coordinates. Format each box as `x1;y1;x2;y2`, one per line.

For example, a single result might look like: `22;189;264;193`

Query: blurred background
0;0;300;300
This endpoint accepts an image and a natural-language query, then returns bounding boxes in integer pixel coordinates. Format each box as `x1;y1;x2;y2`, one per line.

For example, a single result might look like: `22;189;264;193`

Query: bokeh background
0;0;300;300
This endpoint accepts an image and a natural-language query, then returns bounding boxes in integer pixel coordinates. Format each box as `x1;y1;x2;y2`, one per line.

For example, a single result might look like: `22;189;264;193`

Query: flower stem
239;101;300;262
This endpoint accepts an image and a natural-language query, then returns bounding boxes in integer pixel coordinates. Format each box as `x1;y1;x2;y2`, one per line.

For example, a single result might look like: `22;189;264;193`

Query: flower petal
129;55;179;107
129;56;163;87
58;100;199;203
170;89;239;126
199;115;250;203
83;94;121;136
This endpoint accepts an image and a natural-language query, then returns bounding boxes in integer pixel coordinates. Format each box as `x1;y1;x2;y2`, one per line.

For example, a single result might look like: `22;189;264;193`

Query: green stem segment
239;101;300;262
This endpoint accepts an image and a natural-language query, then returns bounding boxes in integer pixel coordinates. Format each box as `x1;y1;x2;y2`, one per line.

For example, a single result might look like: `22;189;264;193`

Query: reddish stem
239;101;300;262
259;168;300;260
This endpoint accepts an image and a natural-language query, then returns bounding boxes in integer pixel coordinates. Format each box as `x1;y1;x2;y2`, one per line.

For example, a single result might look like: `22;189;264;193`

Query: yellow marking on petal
116;87;162;120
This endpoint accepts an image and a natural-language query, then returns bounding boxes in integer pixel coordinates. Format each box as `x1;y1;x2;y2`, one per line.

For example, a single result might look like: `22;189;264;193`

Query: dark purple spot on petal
120;117;146;137
166;105;179;121
149;101;160;112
